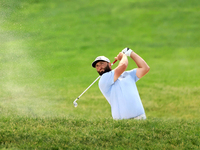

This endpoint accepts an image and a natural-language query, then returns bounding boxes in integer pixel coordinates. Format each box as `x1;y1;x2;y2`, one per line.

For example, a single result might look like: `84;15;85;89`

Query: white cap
92;56;110;68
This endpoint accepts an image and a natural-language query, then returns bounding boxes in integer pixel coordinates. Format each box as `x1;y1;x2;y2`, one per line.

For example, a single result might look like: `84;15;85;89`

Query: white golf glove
121;47;133;57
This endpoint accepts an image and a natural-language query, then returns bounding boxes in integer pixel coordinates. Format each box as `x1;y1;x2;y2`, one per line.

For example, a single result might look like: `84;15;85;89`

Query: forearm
114;53;128;82
119;53;128;67
130;51;149;69
121;47;150;78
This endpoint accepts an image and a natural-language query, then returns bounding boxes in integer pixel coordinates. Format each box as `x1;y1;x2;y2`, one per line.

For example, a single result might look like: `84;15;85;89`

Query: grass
0;0;200;149
0;117;199;149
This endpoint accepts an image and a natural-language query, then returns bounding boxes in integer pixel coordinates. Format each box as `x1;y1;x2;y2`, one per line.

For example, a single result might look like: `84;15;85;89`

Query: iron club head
73;101;78;107
73;98;79;107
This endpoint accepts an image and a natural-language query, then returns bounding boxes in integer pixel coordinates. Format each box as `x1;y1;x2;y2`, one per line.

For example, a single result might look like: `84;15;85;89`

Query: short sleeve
126;68;140;82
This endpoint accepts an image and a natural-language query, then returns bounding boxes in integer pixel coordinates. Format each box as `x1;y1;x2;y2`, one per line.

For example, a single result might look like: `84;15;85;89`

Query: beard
97;64;111;76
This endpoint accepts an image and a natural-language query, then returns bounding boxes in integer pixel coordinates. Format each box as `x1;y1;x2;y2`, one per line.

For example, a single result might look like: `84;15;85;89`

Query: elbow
137;65;150;79
146;65;150;73
119;63;128;72
122;60;128;69
119;59;128;69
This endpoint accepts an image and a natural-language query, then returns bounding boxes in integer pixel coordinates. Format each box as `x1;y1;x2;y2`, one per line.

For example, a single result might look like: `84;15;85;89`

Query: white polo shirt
99;69;145;120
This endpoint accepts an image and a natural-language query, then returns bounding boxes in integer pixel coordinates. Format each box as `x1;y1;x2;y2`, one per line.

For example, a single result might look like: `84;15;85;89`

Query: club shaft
112;60;117;65
75;75;101;101
73;59;117;104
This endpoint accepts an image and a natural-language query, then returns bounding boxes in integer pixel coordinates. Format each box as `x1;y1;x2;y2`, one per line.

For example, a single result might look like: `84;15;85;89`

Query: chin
98;70;111;76
98;72;104;76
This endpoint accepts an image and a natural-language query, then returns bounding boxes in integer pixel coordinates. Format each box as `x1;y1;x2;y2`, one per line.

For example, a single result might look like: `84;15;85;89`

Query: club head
73;101;78;107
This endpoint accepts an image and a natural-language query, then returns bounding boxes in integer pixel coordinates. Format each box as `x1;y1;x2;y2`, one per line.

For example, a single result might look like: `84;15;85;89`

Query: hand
121;47;133;57
115;52;124;61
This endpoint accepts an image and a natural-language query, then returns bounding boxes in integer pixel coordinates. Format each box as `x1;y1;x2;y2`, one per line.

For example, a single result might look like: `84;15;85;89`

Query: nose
98;66;103;71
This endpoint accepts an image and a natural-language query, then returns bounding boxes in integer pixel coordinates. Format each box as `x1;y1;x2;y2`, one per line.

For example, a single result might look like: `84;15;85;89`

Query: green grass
0;0;200;149
0;117;199;149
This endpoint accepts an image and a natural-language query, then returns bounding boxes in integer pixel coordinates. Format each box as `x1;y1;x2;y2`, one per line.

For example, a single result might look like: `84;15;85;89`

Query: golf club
73;59;117;107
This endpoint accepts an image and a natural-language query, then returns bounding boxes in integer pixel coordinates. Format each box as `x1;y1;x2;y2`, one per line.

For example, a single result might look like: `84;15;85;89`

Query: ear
109;62;112;69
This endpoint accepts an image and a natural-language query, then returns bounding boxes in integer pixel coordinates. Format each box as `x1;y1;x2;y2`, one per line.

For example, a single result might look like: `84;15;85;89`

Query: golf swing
74;47;150;120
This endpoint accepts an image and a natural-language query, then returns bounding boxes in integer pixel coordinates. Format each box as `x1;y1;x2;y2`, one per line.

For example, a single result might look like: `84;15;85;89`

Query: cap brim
92;60;101;68
92;60;108;68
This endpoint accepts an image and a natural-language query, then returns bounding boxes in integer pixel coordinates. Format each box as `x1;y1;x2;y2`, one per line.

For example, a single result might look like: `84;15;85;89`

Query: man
92;48;150;120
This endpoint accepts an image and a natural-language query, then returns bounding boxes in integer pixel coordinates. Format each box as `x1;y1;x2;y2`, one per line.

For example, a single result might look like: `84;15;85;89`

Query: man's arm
113;52;128;82
130;51;150;78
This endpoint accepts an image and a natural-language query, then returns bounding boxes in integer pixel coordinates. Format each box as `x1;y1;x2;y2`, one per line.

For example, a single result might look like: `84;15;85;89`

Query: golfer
92;48;150;120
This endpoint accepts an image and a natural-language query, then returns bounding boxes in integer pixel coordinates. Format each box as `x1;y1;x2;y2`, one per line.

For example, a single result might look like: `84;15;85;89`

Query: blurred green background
0;0;199;119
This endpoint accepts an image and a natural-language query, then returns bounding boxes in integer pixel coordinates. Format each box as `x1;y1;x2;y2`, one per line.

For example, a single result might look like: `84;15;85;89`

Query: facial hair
97;64;111;76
